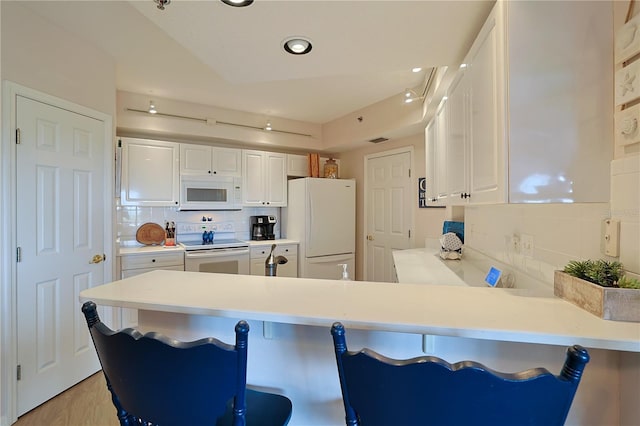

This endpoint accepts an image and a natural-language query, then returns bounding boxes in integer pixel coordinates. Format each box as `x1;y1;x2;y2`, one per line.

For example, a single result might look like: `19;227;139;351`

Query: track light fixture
126;106;313;137
154;0;170;10
402;68;436;105
403;88;422;104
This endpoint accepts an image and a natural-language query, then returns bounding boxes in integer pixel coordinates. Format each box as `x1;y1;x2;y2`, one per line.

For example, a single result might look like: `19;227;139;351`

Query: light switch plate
602;219;621;257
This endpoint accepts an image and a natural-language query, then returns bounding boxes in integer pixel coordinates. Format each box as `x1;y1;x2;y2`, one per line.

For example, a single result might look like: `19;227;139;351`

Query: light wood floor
14;372;119;426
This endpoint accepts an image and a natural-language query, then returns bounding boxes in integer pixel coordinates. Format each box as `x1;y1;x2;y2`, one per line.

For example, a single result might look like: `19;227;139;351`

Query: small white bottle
338;263;352;281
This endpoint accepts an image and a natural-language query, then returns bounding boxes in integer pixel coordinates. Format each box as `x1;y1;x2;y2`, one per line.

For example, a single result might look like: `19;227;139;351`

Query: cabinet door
212;147;241;177
250;258;264;276
467;9;506;204
425;120;438;205
276;255;298;277
180;144;212;175
287;154;310;177
242;150;265;206
265;152;287;206
445;70;470;205
120;138;179;206
435;102;448;202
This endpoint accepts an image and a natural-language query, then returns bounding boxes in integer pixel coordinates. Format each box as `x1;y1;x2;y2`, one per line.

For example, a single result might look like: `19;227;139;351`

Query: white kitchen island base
137;310;624;426
79;270;640;425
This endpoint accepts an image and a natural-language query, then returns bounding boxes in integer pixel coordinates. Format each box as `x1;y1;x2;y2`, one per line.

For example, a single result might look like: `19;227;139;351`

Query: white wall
117;91;324;153
1;3;117;424
1;2;115;117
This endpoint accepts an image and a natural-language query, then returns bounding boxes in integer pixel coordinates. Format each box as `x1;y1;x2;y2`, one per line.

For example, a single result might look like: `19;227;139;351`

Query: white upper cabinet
504;0;611;203
467;8;505;204
424;119;438;204
120;137;180;207
444;70;470;205
425;0;612;205
287;154;310;177
242;150;287;207
180;144;241;177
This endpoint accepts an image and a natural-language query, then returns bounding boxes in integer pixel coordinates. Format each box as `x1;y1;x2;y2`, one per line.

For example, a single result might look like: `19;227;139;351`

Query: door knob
367;235;374;241
89;254;106;264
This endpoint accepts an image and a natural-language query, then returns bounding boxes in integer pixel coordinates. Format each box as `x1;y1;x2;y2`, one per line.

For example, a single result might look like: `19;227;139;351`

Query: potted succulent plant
554;260;640;322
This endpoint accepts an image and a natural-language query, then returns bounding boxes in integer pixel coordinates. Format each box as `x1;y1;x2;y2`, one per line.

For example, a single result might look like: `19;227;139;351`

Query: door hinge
16;247;22;263
408;168;411;178
16;128;21;144
408;230;411;238
17;365;21;381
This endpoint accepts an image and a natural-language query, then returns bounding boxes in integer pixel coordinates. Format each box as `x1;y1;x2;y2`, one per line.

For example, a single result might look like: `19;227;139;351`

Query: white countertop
246;239;299;247
117;245;185;255
117;239;299;255
80;269;640;352
393;246;554;294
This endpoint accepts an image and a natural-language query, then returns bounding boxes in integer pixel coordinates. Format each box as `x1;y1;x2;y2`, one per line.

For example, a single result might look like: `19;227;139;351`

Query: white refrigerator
284;178;356;279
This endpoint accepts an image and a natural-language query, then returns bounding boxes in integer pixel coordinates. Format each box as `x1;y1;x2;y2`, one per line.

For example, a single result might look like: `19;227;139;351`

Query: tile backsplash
464;156;640;285
116;205;280;244
464;203;614;286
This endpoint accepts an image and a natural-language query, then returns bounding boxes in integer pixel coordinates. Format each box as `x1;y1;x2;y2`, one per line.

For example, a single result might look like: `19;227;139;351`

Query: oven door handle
185;248;250;258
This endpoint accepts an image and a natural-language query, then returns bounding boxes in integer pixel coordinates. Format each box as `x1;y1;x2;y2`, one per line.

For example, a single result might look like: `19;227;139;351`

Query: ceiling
22;0;495;124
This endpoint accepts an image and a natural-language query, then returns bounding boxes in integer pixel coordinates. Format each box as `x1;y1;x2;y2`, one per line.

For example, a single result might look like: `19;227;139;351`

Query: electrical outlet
511;234;521;253
522;234;534;258
602;219;620;257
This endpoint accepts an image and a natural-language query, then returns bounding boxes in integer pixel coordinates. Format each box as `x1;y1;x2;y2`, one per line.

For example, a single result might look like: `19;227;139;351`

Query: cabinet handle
152;259;156;262
213;171;217;174
208;170;212;174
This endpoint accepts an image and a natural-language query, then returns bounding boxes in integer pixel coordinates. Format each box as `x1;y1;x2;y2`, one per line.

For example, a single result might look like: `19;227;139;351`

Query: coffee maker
250;215;276;240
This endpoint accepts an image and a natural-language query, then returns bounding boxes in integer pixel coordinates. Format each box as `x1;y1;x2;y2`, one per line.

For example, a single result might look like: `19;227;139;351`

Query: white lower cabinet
250;244;298;277
118;251;184;328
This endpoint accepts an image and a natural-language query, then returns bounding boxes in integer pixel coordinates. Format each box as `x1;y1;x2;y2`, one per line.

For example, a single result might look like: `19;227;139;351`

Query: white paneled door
365;150;412;282
16;96;104;415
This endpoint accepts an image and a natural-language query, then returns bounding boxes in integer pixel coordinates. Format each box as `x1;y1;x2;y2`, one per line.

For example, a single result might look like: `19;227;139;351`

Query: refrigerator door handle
307;195;314;247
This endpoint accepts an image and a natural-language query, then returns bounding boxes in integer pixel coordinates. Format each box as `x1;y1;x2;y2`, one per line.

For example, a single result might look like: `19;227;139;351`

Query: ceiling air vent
368;137;389;144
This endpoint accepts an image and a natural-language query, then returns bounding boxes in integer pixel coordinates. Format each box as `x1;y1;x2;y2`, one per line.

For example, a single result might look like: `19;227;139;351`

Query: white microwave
179;176;243;210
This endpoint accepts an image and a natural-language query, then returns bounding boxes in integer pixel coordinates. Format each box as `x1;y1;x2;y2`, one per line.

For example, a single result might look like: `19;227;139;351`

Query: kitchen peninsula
80;270;639;425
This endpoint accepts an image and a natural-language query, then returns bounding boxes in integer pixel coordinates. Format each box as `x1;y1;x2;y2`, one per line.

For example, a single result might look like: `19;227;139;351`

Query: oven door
184;248;250;275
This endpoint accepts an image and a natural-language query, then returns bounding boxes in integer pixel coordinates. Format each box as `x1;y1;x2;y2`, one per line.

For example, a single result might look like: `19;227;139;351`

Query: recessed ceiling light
283;37;313;55
412;67;422;73
221;0;254;7
460;63;468;69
